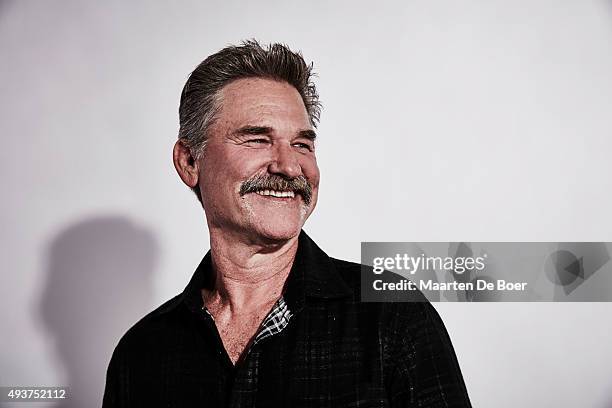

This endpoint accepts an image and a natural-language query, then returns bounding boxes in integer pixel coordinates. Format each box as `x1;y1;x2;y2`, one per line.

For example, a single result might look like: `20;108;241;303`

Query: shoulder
329;257;362;290
111;294;185;357
329;256;440;324
330;256;429;302
103;294;187;404
327;257;456;360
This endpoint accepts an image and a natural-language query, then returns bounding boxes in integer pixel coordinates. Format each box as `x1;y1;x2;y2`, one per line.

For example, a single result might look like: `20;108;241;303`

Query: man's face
197;78;320;243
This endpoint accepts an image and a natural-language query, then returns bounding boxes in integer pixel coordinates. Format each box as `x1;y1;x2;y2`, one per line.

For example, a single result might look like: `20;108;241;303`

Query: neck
204;227;300;313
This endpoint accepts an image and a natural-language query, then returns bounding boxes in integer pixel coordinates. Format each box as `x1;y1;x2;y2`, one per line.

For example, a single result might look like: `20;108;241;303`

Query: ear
173;139;200;188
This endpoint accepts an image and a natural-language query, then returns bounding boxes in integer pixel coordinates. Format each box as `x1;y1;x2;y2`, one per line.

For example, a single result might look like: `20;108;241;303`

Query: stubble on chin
236;190;312;239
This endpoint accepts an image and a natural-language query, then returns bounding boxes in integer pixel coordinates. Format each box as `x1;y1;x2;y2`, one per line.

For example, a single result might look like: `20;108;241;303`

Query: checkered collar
201;296;293;345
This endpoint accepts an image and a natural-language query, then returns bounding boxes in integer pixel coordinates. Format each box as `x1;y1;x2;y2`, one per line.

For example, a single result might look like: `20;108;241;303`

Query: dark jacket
102;230;471;407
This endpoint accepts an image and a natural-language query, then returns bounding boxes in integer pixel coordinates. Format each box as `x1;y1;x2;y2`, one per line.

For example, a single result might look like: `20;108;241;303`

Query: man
102;40;471;407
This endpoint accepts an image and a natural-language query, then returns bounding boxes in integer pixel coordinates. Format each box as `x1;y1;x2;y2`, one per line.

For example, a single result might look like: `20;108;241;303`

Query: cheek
199;158;224;190
301;157;320;186
201;149;273;198
201;148;240;183
199;159;238;205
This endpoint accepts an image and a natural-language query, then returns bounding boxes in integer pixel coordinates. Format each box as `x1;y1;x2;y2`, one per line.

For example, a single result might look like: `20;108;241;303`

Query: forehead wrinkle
215;78;313;140
222;78;308;112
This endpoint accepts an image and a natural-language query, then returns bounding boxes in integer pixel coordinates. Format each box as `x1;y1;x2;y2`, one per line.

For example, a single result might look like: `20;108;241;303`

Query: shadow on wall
38;216;158;408
0;0;11;15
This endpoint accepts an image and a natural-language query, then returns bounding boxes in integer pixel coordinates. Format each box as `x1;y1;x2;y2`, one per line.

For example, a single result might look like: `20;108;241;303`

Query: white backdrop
1;1;612;407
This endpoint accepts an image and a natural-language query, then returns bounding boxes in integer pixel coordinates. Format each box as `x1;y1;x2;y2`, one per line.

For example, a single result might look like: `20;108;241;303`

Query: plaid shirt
103;230;472;407
202;296;292;348
251;296;292;346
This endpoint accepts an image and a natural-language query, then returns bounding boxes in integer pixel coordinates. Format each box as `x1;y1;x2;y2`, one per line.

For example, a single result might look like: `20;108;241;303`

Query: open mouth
254;190;296;198
239;174;312;205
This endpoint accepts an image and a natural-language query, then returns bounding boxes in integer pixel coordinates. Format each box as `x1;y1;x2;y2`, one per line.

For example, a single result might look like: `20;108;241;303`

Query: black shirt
102;230;472;407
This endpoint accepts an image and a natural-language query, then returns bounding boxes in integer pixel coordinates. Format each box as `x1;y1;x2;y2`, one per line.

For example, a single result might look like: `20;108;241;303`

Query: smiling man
102;41;471;407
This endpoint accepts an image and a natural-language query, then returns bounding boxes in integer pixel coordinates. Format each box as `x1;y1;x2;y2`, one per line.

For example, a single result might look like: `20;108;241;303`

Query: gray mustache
239;174;312;205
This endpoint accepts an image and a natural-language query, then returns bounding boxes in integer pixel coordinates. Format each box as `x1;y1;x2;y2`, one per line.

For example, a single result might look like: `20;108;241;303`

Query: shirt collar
170;229;353;316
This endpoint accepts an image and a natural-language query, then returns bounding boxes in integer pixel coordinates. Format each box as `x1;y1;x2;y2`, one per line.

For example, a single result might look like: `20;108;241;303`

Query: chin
249;219;304;243
239;195;313;243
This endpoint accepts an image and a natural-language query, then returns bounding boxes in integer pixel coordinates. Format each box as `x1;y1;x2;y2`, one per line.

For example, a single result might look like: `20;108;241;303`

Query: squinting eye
247;139;269;144
293;143;313;151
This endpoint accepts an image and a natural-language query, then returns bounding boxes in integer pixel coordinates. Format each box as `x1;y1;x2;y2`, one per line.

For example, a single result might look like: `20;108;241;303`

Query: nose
268;142;302;179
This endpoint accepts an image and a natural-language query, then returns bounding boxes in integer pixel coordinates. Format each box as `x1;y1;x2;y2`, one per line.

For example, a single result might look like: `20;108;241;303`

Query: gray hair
178;40;321;156
177;40;321;203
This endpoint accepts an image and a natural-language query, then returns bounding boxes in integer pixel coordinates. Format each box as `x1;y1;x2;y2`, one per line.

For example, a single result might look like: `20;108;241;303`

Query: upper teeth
255;190;295;198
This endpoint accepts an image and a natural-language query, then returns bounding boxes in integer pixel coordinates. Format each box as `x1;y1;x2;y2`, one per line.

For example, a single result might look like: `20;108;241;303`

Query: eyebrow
298;129;317;141
235;126;273;136
234;125;317;141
